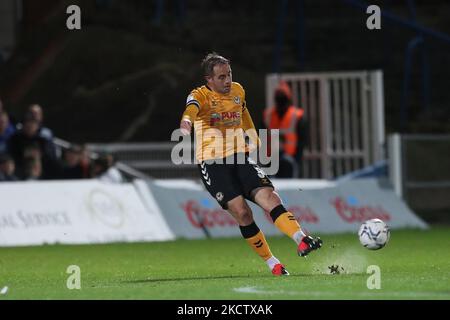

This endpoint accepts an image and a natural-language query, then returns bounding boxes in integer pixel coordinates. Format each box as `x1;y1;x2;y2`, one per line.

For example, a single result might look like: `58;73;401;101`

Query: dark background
0;0;449;145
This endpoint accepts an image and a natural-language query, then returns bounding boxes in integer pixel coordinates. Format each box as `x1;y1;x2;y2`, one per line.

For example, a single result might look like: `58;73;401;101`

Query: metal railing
266;70;385;179
85;142;197;179
388;133;450;217
53;137;154;181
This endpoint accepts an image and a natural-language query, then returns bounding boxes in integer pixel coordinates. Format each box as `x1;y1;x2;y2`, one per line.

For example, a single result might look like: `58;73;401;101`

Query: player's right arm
180;90;202;135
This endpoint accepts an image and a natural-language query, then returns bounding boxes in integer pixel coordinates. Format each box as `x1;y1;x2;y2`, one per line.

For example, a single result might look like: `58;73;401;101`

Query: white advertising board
0;180;174;246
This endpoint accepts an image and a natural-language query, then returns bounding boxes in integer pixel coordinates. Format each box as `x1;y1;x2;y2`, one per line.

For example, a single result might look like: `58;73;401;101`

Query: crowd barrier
146;178;427;239
0;178;427;246
0;180;174;246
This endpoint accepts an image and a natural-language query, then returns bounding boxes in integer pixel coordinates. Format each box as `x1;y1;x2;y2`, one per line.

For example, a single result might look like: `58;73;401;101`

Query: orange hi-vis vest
264;105;304;156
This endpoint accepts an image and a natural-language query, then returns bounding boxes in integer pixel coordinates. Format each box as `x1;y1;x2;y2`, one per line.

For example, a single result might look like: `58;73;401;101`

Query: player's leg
198;160;240;209
236;155;322;257
226;196;288;276
252;187;322;257
198;159;287;275
252;187;305;241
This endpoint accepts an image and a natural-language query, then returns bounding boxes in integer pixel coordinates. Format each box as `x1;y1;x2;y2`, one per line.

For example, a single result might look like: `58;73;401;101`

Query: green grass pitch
0;227;449;300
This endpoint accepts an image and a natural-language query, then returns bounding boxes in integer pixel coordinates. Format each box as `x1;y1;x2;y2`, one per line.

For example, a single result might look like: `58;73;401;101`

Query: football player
179;52;322;276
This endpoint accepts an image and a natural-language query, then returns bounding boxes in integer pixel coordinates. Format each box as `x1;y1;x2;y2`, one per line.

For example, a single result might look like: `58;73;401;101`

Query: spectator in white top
91;154;123;183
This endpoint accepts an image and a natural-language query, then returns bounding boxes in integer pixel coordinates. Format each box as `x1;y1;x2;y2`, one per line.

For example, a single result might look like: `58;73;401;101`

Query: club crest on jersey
234;96;241;105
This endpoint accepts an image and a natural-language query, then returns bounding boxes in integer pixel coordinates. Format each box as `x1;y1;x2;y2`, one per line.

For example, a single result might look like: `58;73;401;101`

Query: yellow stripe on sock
274;212;302;239
245;230;273;261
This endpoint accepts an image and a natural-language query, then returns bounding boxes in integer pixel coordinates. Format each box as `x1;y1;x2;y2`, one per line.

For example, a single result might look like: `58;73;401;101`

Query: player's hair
201;52;230;77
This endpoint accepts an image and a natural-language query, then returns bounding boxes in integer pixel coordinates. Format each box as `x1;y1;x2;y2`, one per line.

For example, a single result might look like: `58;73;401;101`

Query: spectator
0;154;18;181
8;115;59;179
23;156;42;181
23;143;42;160
79;144;92;178
61;145;88;179
263;81;308;178
27;104;54;141
0;111;16;154
91;154;123;183
0;98;18;126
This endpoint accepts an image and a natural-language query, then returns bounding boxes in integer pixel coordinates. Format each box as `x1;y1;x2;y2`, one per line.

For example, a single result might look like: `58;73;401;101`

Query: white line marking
232;286;450;298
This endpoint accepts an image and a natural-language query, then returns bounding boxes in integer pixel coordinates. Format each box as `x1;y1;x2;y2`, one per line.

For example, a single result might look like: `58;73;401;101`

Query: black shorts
198;153;274;209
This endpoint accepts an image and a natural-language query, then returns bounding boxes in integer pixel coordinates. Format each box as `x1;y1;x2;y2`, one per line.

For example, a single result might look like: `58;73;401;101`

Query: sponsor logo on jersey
209;112;242;126
222;111;241;126
234;96;241;104
210;113;221;126
221;111;240;120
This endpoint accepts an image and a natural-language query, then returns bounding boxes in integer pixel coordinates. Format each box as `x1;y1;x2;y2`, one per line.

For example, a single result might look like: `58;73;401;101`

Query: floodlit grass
0;227;449;300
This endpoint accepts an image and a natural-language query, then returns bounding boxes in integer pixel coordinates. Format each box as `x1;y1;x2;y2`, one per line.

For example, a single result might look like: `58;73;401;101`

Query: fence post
370;70;385;162
388;133;403;198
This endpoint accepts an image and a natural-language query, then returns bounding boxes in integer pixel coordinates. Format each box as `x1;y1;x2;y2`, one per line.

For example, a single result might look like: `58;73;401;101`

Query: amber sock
239;222;274;262
270;204;306;244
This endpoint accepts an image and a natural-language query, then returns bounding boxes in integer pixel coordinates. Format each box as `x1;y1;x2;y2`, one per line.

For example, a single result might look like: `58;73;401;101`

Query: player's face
207;63;232;94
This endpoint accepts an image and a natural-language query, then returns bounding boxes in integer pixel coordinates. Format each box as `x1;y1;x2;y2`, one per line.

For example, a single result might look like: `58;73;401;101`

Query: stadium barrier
388;134;450;218
145;177;428;239
0;178;427;246
0;180;175;246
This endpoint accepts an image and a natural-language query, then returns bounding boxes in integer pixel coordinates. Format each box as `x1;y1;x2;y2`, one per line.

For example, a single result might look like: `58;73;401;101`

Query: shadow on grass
122;272;362;284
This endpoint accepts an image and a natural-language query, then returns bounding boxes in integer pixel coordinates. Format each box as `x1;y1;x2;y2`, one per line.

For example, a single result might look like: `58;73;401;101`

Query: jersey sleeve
185;89;204;110
181;105;199;123
182;89;204;122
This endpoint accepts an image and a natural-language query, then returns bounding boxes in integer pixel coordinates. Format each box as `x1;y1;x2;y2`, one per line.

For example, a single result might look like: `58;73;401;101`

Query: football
358;219;390;250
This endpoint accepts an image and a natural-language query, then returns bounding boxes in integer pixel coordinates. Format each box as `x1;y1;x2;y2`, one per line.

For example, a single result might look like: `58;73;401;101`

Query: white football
358;219;390;250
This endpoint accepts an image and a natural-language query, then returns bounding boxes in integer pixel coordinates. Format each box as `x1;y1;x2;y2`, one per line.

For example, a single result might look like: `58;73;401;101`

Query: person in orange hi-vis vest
263;80;308;178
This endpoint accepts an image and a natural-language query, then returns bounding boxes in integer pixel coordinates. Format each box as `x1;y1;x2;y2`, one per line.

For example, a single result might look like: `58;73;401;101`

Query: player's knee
229;205;253;224
235;207;252;223
269;191;282;206
262;190;283;212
